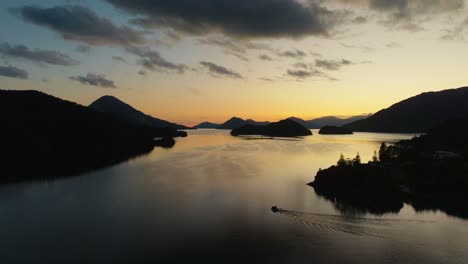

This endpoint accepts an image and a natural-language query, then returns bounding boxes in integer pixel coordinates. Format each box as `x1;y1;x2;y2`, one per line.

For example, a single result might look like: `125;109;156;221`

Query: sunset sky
1;0;467;125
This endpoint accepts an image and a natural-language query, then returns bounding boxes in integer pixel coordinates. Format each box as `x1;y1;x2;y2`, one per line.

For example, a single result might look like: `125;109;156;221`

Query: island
231;119;312;137
309;118;468;218
318;126;353;135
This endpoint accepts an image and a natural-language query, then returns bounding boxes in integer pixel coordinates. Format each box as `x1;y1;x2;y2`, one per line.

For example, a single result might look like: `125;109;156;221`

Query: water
1;129;467;263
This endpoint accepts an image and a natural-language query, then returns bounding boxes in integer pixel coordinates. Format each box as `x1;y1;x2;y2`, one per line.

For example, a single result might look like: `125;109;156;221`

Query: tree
379;142;388;162
353;153;361;166
337;153;347;167
371;150;379;163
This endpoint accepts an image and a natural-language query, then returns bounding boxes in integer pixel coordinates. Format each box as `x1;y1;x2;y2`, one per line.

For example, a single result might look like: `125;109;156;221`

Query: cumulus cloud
0;65;28;79
200;61;242;79
315;59;353;70
0;42;79;66
106;0;344;38
126;46;189;73
70;73;116;88
13;5;146;46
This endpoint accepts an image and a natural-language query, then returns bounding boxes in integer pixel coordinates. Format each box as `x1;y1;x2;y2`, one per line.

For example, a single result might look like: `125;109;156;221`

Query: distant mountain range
287;115;371;129
195;115;368;130
215;117;272;129
89;95;189;130
193;122;220;129
343;86;468;133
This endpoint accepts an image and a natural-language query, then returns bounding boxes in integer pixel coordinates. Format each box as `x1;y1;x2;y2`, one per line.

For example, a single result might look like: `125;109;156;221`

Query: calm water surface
1;129;467;263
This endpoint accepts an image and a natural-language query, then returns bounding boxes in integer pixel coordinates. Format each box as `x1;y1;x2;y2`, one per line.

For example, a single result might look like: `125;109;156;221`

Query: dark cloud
13;5;146;46
287;69;323;79
335;0;463;31
106;0;343;38
76;45;91;53
315;59;353;70
293;62;309;69
259;54;273;61
0;42;79;66
198;36;272;61
200;61;242;79
70;73;116;88
138;70;146;76
112;56;127;63
353;16;368;24
370;0;463;30
278;49;307;58
0;65;28;79
126;46;189;73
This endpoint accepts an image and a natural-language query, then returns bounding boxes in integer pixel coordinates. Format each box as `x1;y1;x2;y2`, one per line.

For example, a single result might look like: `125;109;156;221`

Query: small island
231;119;312;137
318;126;353;135
309;118;468;218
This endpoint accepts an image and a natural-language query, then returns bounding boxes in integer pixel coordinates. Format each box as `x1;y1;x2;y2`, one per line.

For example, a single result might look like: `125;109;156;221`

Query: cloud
441;17;468;41
0;65;28;79
278;49;307;58
112;56;127;63
70;73;116;88
198;36;272;61
200;61;242;79
293;62;309;69
362;0;462;30
126;46;189;73
286;69;323;79
259;54;273;61
76;45;91;53
13;5;146;46
315;59;353;70
0;42;79;66
106;0;344;38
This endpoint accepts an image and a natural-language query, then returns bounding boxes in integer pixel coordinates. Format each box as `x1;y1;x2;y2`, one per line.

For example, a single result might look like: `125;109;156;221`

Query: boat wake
272;207;432;239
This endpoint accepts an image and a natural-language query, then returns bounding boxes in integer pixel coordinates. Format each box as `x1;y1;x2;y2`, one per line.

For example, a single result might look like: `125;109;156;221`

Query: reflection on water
0;129;467;263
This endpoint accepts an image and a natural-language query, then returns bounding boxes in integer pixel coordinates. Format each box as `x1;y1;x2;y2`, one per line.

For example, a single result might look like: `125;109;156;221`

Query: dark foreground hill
90;95;189;130
0;90;179;183
231;119;312;137
344;86;468;133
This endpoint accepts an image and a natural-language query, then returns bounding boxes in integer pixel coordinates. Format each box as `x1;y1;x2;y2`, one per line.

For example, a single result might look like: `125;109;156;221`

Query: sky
0;0;467;126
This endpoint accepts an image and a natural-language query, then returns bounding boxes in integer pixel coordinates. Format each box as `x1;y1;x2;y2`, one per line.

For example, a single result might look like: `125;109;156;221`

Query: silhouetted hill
311;118;468;218
288;115;370;129
231;119;312;137
309;115;370;128
246;119;271;126
90;95;189;130
343;86;468;133
217;117;247;129
319;126;353;135
194;122;219;129
287;117;309;127
0;90;178;183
